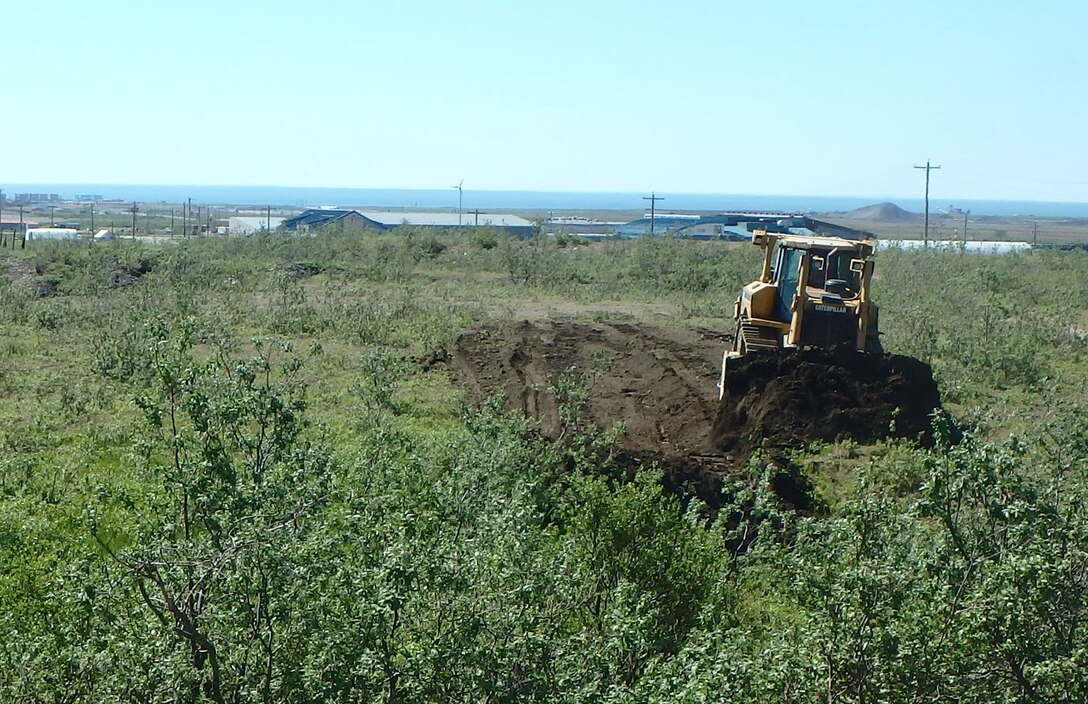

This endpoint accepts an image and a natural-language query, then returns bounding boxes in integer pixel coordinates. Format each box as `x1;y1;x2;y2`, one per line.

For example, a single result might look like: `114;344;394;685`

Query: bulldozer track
739;323;780;352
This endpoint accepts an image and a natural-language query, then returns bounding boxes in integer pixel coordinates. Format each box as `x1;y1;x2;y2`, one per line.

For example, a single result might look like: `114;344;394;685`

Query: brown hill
840;202;918;222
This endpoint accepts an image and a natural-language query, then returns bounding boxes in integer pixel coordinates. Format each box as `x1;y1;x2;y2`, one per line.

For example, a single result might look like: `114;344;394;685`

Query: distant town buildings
13;193;61;203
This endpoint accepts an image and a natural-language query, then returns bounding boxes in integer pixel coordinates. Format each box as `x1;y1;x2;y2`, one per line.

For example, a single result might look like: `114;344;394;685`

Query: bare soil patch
451;320;728;455
1;257;56;296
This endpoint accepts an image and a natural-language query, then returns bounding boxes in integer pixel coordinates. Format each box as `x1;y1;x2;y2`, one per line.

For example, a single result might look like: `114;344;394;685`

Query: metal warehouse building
281;209;371;233
229;216;286;235
282;209;535;236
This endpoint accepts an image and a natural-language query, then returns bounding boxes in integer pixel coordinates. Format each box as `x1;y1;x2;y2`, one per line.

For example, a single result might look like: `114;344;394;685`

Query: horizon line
3;183;1087;207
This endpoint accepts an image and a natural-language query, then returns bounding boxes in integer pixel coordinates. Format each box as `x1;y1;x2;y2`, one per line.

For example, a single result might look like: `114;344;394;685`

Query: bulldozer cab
719;215;881;399
771;243;865;320
737;224;878;351
768;234;870;295
806;249;862;292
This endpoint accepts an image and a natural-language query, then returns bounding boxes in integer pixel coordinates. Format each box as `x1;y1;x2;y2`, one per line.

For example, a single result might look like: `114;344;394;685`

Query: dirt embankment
449;320;942;507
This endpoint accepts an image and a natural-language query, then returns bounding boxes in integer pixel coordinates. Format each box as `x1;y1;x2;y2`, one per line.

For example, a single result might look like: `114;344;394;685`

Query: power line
914;161;941;246
643;192;664;236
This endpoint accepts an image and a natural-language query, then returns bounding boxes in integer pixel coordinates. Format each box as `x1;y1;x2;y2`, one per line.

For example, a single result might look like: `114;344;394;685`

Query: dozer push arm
786;254;811;348
855;260;878;350
752;230;778;284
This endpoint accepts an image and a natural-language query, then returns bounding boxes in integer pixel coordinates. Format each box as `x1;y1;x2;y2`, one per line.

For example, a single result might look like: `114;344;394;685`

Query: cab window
826;251;862;293
776;247;803;319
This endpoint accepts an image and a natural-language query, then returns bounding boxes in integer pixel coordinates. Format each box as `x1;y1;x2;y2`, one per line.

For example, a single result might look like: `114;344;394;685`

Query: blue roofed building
612;212;875;241
281;209;369;233
615;213;701;237
357;211;535;236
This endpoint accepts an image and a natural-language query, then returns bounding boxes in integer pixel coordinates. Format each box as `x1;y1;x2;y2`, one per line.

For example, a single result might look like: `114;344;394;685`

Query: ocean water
5;184;1088;218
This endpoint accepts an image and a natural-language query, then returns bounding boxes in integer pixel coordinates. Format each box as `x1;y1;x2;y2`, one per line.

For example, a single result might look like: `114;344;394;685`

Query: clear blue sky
6;0;1086;201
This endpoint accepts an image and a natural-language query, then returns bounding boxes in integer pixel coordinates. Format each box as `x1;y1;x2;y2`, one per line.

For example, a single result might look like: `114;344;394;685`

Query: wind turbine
451;179;464;226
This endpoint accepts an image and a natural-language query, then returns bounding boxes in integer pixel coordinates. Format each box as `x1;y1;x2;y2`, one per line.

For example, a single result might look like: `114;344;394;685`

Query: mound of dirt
713;347;941;458
449;320;943;509
106;256;155;288
450;320;728;456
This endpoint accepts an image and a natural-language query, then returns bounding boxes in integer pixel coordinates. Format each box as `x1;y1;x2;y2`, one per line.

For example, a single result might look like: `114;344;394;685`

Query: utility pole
187;197;192;236
50;205;55;226
266;205;271;232
914;160;941;246
962;210;968;242
90;205;94;236
19;204;25;249
451;180;464;226
131;202;138;240
471;208;481;226
170;208;174;235
643;192;664;236
1033;220;1038;246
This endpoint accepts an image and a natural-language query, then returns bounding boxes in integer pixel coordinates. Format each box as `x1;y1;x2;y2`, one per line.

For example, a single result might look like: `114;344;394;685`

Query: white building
356;211;535;235
26;228;80;241
229;216;285;235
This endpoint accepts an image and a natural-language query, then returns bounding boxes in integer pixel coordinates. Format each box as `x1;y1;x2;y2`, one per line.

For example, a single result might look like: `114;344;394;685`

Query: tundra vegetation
1;227;1087;702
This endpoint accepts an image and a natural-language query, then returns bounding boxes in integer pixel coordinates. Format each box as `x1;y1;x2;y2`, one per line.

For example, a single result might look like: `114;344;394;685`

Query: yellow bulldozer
718;215;882;399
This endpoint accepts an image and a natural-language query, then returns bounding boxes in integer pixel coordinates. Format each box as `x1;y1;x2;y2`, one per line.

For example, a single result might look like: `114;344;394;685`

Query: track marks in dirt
450;320;729;456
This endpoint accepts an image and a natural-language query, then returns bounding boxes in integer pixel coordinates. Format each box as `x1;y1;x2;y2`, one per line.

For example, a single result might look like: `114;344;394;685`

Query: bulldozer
718;215;881;399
